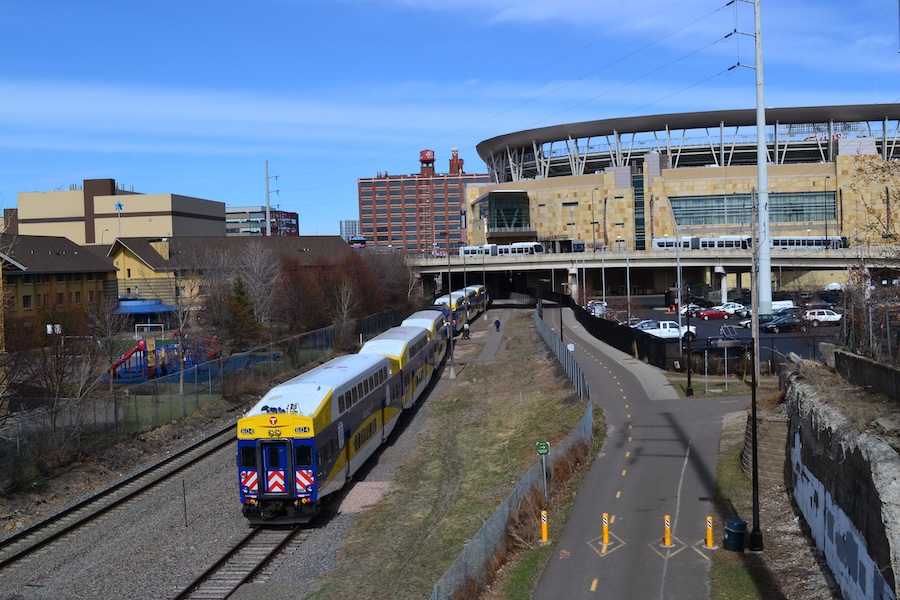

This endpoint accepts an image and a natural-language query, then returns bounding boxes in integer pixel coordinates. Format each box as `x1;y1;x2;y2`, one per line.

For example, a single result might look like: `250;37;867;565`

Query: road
533;305;746;599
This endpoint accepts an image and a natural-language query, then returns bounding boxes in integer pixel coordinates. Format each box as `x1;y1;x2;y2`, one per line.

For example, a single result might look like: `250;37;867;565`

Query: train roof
245;353;390;416
401;310;446;334
433;291;465;305
359;325;428;359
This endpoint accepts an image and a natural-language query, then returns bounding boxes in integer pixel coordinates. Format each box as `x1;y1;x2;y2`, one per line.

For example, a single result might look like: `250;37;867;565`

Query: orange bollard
664;514;672;547
602;512;609;545
541;510;548;544
706;515;714;548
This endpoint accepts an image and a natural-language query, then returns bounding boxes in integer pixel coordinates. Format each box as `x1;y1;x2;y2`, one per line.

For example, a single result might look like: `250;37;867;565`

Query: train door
259;440;292;499
293;442;316;501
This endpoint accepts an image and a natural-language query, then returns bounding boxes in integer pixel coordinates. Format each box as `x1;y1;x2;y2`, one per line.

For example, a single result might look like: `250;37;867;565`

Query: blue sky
2;0;899;235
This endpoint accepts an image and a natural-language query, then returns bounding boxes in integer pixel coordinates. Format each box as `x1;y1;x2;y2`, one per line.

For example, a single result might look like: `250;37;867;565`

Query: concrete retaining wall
784;376;900;600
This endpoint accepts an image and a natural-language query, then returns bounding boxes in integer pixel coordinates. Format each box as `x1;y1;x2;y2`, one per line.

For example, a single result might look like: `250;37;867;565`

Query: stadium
465;103;900;262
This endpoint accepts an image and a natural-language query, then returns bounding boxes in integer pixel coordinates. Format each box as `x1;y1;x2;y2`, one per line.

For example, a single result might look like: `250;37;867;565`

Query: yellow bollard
706;515;714;548
664;514;672;547
602;512;609;545
541;510;548;544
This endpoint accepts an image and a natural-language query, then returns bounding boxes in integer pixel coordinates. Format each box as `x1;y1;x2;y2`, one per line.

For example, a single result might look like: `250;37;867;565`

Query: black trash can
723;518;747;552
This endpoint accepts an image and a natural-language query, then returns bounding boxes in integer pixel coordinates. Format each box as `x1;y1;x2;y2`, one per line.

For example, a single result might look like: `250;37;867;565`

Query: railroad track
0;422;236;570
173;525;308;599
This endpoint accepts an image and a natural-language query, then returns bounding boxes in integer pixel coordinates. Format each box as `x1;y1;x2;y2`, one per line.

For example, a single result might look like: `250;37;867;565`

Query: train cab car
432;291;466;333
237;353;393;525
358;325;431;412
463;284;488;315
401;310;449;369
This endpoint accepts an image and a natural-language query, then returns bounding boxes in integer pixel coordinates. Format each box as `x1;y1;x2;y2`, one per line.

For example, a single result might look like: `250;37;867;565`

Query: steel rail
0;422;235;569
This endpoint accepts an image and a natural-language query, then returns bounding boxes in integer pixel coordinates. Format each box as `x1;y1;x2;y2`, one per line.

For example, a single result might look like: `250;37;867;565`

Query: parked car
633;320;697;341
698;307;731;320
719;302;748;317
738;313;779;329
762;315;808;333
680;303;708;316
803;309;841;326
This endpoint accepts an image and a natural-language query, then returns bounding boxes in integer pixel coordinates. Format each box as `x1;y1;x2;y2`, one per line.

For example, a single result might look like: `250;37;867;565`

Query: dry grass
308;312;590;600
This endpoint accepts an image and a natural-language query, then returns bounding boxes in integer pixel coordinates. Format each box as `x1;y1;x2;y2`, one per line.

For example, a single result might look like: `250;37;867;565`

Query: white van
771;300;796;313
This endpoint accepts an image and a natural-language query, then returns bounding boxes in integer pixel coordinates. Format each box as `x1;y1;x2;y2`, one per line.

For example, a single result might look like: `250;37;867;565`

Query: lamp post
444;232;456;380
685;305;694;396
747;337;763;550
676;228;684;356
601;246;606;304
618;237;632;324
559;282;565;342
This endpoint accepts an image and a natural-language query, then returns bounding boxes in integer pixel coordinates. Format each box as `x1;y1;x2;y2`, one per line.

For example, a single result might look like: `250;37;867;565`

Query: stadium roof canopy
476;104;900;183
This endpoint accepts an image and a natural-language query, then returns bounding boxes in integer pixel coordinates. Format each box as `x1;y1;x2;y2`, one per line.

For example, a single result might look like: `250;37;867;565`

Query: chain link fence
430;308;594;599
0;310;395;487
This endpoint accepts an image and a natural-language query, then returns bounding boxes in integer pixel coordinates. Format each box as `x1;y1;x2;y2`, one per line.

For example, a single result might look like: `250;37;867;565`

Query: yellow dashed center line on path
621;470;627;477
625;451;630;457
616;491;621;498
591;579;598;592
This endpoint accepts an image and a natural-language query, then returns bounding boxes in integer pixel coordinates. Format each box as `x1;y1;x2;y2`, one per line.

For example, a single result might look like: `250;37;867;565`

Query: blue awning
115;300;179;315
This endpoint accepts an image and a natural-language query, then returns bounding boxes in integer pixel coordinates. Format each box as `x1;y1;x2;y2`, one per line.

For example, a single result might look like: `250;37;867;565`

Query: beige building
10;178;225;245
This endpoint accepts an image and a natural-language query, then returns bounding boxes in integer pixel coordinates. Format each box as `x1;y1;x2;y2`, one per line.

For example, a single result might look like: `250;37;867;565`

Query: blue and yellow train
237;301;465;524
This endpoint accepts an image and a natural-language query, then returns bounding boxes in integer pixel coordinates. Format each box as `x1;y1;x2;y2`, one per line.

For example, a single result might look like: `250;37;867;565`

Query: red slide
108;339;146;375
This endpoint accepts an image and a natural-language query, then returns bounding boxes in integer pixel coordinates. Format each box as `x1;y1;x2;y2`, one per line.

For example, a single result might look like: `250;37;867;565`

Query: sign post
537;441;550;499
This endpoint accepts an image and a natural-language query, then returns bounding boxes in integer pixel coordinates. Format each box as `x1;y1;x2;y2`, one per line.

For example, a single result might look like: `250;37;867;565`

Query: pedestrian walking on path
494;318;501;332
463;322;470;339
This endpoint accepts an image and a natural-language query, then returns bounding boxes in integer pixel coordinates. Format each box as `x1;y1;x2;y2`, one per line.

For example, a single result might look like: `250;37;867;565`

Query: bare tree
271;255;329;334
86;295;132;390
235;239;278;329
20;306;103;442
330;275;359;351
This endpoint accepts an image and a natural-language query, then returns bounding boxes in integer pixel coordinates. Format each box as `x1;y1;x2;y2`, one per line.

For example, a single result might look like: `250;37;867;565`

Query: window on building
22;295;31;310
75;291;81;303
56;293;64;306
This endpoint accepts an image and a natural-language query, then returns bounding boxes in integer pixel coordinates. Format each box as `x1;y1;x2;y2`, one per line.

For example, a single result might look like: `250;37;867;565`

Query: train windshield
239;445;257;468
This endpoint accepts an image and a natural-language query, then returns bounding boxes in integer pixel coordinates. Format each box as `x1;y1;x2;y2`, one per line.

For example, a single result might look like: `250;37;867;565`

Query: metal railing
430;309;593;599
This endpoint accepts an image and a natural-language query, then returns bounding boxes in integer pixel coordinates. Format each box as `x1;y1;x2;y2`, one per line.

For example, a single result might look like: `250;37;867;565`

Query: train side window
352;387;358;404
339;394;345;412
294;445;313;467
239;446;257;468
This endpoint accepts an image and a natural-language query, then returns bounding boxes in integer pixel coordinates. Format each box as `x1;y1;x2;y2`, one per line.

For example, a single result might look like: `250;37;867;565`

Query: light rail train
651;235;849;251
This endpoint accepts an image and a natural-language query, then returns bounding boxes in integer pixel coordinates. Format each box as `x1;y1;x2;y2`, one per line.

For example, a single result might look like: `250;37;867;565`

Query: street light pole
625;238;632;324
559;282;564;342
685;305;694;396
601;247;606;304
445;232;456;380
748;337;764;551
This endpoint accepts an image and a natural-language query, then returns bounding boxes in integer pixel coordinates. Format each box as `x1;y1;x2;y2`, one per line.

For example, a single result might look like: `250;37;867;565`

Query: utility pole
265;161;279;237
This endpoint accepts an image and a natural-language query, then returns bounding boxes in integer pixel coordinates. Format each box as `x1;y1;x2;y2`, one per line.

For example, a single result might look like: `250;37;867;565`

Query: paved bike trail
533;305;747;600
